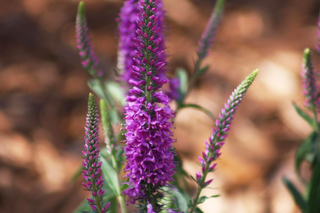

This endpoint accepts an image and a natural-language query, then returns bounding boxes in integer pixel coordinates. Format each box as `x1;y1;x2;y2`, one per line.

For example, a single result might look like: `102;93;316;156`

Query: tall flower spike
189;69;258;213
117;0;167;89
76;2;102;77
197;0;224;61
117;0;140;84
302;48;317;109
317;10;320;54
82;93;110;213
122;0;176;211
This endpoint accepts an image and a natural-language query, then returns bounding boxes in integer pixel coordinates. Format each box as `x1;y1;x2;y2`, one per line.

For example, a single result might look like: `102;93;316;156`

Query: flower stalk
184;0;225;100
189;69;259;213
76;1;115;110
82;93;111;213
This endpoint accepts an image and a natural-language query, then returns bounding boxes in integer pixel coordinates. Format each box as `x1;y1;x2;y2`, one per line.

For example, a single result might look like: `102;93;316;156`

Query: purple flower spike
82;93;110;213
76;2;102;77
302;48;318;109
118;0;167;89
117;0;140;84
189;70;258;213
198;70;258;178
317;11;320;54
122;0;176;211
197;0;224;61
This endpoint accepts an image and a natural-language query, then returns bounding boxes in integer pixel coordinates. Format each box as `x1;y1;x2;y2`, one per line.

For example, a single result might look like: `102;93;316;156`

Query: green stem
188;153;212;213
185;60;201;100
111;155;127;213
92;183;103;213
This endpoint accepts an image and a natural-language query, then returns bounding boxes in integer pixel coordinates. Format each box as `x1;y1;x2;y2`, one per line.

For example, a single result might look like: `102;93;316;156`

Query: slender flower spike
317;11;320;54
82;93;110;213
76;2;102;77
117;0;140;83
301;48;317;109
122;0;176;211
118;0;167;88
189;70;258;213
197;0;224;61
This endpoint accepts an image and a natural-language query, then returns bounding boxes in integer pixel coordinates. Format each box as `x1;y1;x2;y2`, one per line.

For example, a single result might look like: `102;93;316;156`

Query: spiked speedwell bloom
82;93;110;213
122;0;176;210
118;0;167;88
196;70;258;188
76;2;102;77
302;48;318;109
197;0;224;61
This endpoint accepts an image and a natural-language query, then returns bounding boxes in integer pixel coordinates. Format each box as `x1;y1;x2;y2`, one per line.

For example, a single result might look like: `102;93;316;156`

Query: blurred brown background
0;0;319;212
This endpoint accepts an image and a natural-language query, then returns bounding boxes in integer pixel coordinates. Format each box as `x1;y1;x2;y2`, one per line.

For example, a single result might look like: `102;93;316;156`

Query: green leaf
197;195;220;205
176;68;188;95
295;132;317;179
88;80;118;125
282;177;307;212
88;79;108;105
100;155;120;196
172;188;189;213
106;81;126;106
197;65;209;76
293;103;316;129
195;207;204;213
179;104;215;120
307;161;320;213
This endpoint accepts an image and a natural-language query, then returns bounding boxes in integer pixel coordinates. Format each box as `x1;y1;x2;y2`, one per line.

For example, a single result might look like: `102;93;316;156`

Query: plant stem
111;155;127;213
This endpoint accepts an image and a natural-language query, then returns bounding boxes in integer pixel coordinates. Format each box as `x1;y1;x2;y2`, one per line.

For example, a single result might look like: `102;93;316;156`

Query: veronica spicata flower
118;0;167;88
197;0;224;61
82;93;110;213
189;70;258;213
122;0;176;211
317;11;320;54
76;2;102;78
302;48;318;110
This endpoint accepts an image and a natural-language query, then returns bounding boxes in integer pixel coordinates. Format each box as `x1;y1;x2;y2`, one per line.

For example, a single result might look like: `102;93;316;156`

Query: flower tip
88;93;97;108
77;1;86;19
304;48;311;55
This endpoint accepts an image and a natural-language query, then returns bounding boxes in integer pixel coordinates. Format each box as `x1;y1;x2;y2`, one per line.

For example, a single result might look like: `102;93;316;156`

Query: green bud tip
215;0;225;14
88;93;96;106
77;1;86;20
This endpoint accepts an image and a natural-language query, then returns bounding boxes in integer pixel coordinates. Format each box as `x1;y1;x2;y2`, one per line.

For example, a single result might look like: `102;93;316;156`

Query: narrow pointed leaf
282;177;307;212
100;155;120;196
293;102;316;129
307;161;320;213
295;132;317;179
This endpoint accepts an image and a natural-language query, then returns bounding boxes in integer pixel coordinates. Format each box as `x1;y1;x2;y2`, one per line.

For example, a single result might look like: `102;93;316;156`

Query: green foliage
106;81;126;106
293;103;317;129
100;155;120;196
307;161;320;213
197;195;220;205
194;207;204;213
282;177;307;212
295;132;318;180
